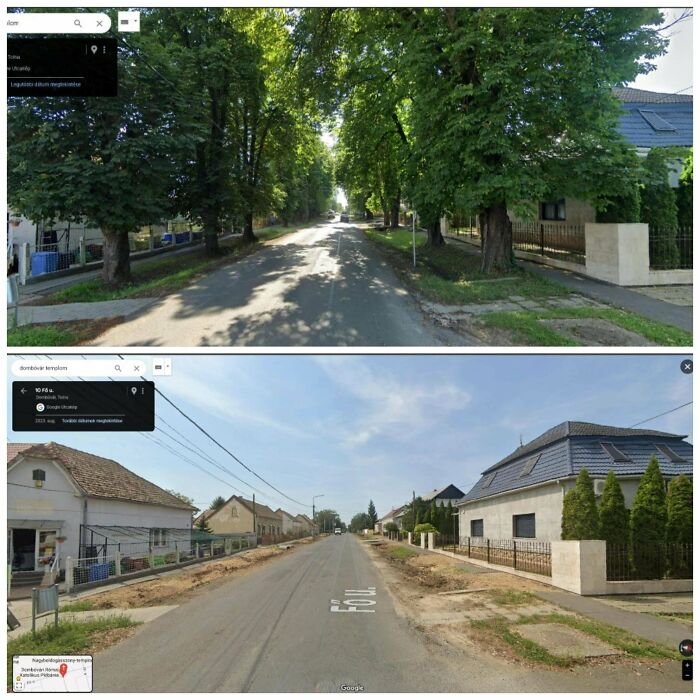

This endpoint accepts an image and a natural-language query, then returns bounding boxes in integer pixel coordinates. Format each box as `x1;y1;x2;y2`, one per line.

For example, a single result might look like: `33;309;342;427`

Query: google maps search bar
11;360;146;377
6;13;112;34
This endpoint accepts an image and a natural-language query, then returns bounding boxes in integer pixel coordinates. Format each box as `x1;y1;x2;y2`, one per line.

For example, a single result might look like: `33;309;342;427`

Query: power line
629;400;693;428
148;381;312;508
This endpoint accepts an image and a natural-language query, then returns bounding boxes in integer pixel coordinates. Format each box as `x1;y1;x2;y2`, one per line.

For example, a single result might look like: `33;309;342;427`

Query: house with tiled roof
8;442;196;576
457;422;693;542
377;506;406;534
422;484;465;507
194;494;282;543
512;87;693;228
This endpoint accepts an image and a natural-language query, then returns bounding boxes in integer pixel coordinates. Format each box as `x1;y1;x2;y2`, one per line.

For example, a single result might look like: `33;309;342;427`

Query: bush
598;471;629;545
641;148;680;267
414;522;438;534
560;468;599;540
596;187;641;223
384;522;399;533
676;150;693;228
666;474;692;544
630;456;667;578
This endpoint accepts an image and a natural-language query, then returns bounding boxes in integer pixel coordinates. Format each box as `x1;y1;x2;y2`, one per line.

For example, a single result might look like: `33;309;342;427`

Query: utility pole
312;494;323;538
253;494;257;543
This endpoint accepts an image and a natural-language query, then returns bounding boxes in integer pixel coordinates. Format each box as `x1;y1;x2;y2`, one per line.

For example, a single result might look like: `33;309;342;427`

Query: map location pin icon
59;663;68;678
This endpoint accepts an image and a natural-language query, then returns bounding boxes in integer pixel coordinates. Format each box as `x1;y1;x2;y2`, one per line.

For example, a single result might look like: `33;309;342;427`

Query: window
519;453;540;477
150;528;167;547
470;519;484;537
601;442;631;463
513;513;536;538
482;472;497;489
638;109;676;132
32;469;46;482
540;199;566;221
654;444;688;464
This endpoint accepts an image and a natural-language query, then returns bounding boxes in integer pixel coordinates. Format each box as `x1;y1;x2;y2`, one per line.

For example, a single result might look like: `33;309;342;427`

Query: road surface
93;535;685;693
92;222;463;346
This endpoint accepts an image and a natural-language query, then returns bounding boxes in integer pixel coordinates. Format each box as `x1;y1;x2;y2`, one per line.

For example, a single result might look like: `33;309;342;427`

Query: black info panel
13;381;154;431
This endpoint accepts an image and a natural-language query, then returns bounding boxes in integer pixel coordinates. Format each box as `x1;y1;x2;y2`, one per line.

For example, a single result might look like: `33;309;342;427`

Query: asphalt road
92;221;461;346
92;535;686;693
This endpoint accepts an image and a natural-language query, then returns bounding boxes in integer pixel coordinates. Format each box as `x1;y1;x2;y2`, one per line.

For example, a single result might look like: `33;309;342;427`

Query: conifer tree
598;471;629;544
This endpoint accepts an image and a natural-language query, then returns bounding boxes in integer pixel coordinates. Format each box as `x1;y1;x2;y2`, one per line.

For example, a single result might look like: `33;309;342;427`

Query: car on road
340;212;350;223
334;527;342;535
327;210;335;219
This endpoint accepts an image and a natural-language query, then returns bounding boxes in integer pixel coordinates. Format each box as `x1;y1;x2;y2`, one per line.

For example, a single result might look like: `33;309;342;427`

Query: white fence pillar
175;542;180;564
551;540;607;595
19;242;29;285
420;532;426;548
114;550;121;577
79;236;87;267
427;532;435;550
584;223;650;286
65;557;74;593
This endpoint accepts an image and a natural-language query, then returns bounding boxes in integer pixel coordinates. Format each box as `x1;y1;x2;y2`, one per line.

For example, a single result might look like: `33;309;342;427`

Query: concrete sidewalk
15;298;156;326
534;590;691;649
445;234;692;333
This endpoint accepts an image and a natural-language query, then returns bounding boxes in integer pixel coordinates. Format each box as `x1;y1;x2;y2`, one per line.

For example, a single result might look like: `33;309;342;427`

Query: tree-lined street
90;221;457;346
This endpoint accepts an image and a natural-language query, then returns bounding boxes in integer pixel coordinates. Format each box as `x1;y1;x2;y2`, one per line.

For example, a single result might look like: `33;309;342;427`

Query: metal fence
606;542;692;581
14;229;211;281
69;535;256;590
511;222;585;264
438;535;552;577
649;227;693;270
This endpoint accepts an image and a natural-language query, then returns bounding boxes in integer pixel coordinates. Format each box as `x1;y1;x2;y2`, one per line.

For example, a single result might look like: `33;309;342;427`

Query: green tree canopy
630;455;667;544
598;471;629;545
367;500;378;526
209;496;226;511
560;468;600;540
666;474;692;544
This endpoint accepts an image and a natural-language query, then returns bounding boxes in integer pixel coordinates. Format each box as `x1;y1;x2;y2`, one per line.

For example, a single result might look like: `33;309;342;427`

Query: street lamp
312;494;324;536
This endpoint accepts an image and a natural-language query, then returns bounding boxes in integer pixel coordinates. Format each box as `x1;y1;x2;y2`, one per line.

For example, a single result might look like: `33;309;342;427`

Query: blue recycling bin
30;251;60;276
88;562;111;582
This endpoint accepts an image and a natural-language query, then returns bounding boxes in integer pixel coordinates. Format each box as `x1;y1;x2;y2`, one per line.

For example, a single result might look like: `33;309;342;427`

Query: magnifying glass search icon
114;364;122;372
74;19;82;27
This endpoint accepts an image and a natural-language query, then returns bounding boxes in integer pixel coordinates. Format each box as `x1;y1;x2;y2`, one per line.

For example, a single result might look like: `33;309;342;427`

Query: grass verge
480;307;692;346
386;545;419;560
8;318;124;347
8;616;138;681
471;612;675;668
365;228;569;304
59;600;95;613
488;590;537;606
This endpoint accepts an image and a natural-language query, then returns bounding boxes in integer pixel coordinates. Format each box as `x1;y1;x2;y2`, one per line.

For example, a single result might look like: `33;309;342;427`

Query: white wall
459;481;566;541
9;456;193;564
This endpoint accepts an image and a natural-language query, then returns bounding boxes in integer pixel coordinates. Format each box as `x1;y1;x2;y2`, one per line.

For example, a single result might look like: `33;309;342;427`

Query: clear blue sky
8;354;692;524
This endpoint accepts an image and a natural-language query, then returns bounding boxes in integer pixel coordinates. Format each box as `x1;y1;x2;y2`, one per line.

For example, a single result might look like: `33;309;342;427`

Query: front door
10;529;36;571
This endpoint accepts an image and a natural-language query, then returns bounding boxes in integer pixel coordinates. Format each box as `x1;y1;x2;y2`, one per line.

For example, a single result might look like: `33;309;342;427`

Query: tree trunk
390;190;400;228
202;212;220;256
480;202;514;273
382;207;390;226
101;228;131;287
425;219;444;247
242;210;257;243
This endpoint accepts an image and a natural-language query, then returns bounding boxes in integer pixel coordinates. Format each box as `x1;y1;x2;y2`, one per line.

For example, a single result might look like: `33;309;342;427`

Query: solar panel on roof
519;453;541;477
600;442;632;463
654;444;688;464
638;109;677;132
482;473;497;489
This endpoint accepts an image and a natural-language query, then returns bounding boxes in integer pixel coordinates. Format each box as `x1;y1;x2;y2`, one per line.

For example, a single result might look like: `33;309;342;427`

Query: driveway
90;222;465;346
93;535;686;692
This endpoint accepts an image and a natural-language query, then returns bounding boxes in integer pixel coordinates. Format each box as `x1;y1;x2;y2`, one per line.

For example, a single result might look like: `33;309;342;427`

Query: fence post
65;556;74;593
513;541;517;570
468;537;471;558
487;539;490;564
428;532;434;550
79;236;87;267
149;229;155;251
114;550;121;577
539;223;545;256
19;243;29;285
175;542;180;564
149;545;154;569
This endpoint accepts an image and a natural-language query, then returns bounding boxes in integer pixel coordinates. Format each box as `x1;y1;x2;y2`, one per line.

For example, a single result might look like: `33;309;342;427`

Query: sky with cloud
7;354;693;523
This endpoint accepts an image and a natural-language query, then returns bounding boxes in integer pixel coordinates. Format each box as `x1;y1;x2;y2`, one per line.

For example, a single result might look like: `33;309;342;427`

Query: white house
457;421;693;542
377;506;405;533
8;442;196;576
422;484;465;507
